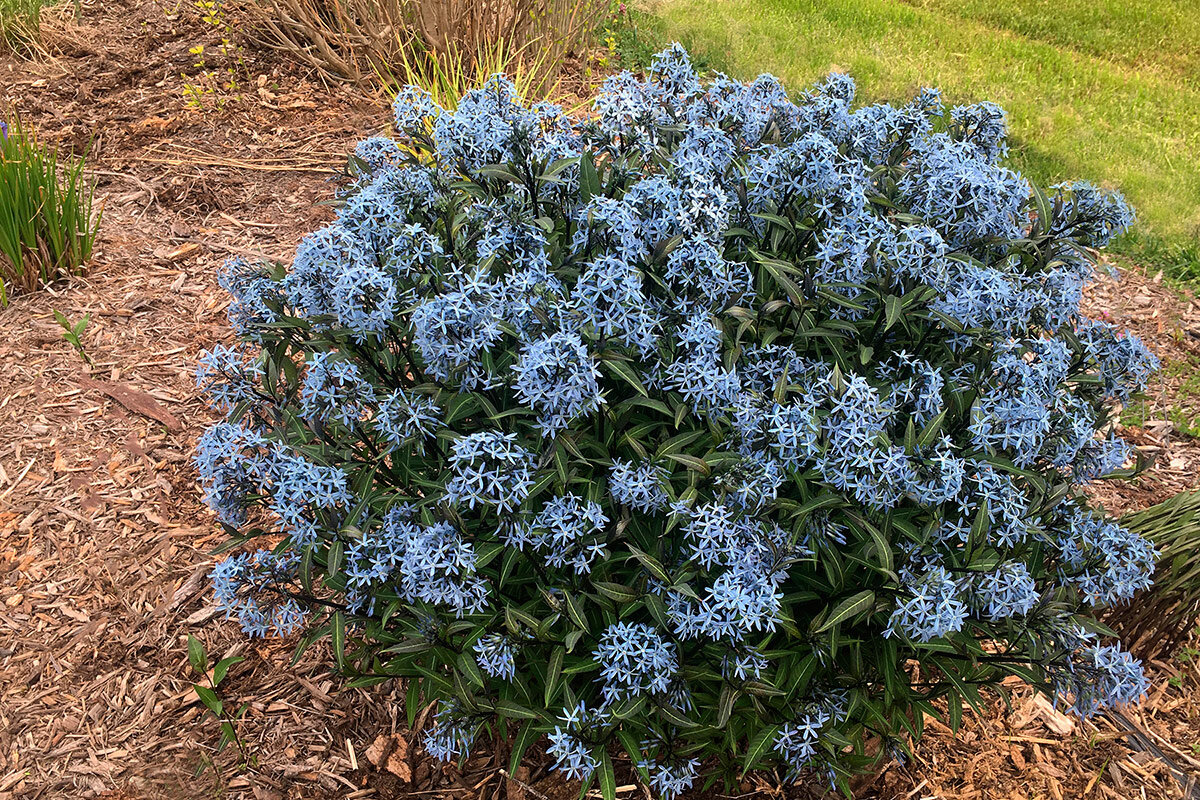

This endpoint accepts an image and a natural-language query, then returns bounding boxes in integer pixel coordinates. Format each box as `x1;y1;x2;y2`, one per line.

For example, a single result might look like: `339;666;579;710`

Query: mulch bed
1;2;1199;798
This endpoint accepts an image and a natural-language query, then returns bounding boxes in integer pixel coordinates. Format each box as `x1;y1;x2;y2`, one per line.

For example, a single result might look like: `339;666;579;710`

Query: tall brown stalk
240;0;607;93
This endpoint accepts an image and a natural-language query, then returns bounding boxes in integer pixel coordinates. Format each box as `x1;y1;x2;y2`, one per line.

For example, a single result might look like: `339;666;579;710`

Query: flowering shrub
198;45;1160;794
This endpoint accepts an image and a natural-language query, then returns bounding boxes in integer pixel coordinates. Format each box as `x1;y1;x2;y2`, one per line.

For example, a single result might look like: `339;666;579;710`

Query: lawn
630;0;1200;279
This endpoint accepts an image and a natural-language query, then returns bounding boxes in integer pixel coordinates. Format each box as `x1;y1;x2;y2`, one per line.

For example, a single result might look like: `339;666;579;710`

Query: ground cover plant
0;116;99;307
629;0;1200;283
197;45;1160;795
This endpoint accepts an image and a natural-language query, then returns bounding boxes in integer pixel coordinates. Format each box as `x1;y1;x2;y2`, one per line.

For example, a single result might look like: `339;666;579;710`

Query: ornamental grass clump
0;117;100;307
198;45;1159;794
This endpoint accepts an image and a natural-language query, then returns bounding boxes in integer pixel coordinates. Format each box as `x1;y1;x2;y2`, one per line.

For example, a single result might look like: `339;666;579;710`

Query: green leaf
477;163;523;184
326;539;343;577
1031;184;1054;233
541;155;579;181
593;581;640;603
545;646;565;706
717;683;737;728
935;659;984;716
884;295;902;331
494;698;539;719
331;610;346;671
597;748;617;800
601;357;648;397
657;701;697;728
743;680;785;697
741;723;780;774
212;655;245;687
846;512;894;577
947;692;963;731
193;684;222;716
564;591;589;630
509;721;541;774
751;211;794;233
458;651;486;688
406;677;422;728
217;720;237;751
664;452;711;475
346;675;390;689
580;151;601;202
617;729;649;780
968;501;990;554
917;408;948;448
626;544;671;583
187;634;208;674
816;590;875;633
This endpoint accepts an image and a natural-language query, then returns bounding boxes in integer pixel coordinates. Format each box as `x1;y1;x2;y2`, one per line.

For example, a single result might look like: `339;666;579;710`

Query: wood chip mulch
1;2;1199;798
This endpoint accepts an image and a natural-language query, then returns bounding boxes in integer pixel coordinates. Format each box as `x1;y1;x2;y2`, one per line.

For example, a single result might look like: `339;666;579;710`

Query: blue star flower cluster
197;44;1158;796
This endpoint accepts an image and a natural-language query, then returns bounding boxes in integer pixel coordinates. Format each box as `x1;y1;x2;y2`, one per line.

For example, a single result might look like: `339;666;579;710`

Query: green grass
0;117;100;306
0;0;45;51
628;0;1200;280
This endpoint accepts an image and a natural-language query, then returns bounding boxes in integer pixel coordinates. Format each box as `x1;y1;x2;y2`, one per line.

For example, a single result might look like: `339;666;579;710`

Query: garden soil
1;2;1199;798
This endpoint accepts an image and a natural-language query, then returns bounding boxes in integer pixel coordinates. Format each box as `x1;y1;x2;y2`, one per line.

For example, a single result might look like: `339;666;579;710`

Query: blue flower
473;633;517;680
595;621;678;702
353;136;403;175
269;451;351;545
610;459;670;513
504;493;609;575
331;262;401;341
637;755;700;800
948;101;1009;162
547;702;603;781
1052;181;1135;247
1046;627;1148;717
411;278;504;388
1075;319;1159;401
1052;507;1156;606
285;225;370;322
393;518;490;616
197;344;263;413
299;352;376;427
212;550;306;637
900;134;1029;249
374;389;440;453
217;258;282;339
446;431;536;513
196;43;1160;789
393;85;442;139
721;649;768;681
423;701;476;761
513;331;603;436
970;562;1039;621
885;565;968;642
772;691;850;778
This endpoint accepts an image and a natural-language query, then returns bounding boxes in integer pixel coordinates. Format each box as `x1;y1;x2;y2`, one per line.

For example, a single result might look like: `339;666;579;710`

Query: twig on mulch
170;236;288;263
1106;709;1200;798
141;141;340;174
86;169;159;213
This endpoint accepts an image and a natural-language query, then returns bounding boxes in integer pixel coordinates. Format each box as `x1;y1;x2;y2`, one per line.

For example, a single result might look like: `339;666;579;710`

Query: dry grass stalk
239;0;607;96
240;0;414;84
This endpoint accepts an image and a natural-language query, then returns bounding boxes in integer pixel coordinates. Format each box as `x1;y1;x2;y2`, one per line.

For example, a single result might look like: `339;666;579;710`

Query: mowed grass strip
639;0;1200;277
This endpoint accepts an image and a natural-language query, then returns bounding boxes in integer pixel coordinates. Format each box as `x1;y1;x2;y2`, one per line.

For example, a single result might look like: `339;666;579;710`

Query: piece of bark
79;377;182;431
